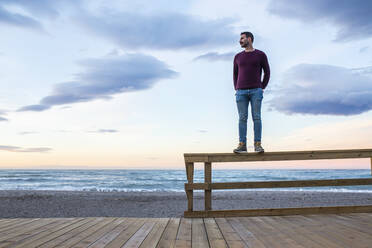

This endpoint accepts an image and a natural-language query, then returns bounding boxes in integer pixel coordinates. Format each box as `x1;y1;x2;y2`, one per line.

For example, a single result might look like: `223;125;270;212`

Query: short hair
240;31;254;43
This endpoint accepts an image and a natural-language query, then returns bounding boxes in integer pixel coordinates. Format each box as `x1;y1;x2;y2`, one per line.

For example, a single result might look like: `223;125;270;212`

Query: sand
1;190;372;218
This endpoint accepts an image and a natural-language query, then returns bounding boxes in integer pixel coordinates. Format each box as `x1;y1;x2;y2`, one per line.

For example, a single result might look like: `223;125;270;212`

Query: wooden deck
1;213;372;247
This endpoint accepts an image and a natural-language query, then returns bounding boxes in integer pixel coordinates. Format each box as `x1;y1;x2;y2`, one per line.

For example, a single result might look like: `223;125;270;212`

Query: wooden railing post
185;162;194;211
205;162;212;211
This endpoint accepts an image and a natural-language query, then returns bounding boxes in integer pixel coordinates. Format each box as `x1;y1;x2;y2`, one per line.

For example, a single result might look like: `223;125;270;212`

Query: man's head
240;31;254;48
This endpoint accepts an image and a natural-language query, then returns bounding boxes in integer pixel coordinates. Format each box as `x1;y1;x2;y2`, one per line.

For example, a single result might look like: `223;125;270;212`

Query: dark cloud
0;5;43;30
193;52;235;62
76;11;236;50
270;64;372;115
18;53;177;112
267;0;372;42
0;116;8;121
17;104;51;112
1;0;59;17
0;0;77;30
0;1;236;49
88;129;119;133
0;145;52;153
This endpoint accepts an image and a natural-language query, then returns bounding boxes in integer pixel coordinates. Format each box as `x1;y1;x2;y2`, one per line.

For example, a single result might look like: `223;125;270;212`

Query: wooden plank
259;216;308;248
84;218;133;248
301;215;368;247
191;218;209;248
338;213;372;230
37;217;108;248
139;218;169;248
227;218;267;248
330;214;372;233
203;218;227;248
0;219;22;229
52;217;117;248
214;218;247;248
274;215;340;248
0;219;15;225
296;215;363;248
185;178;372;190
122;219;155;248
185;162;194;212
175;218;191;248
204;162;212;211
184;148;372;163
307;214;372;246
20;218;92;248
156;218;180;248
0;218;53;243
105;218;147;248
184;205;372;218
10;218;85;248
238;217;280;248
0;218;74;248
73;218;127;248
0;218;40;233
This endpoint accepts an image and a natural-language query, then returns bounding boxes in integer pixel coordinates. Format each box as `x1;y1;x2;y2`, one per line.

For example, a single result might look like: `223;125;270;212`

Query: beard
240;42;248;48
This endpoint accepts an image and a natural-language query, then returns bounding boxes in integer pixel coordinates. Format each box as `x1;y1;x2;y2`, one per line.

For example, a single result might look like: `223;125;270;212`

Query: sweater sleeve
261;52;270;89
233;55;238;90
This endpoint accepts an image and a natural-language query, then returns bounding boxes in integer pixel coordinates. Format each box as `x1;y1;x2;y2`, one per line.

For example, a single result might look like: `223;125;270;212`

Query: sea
0;169;371;193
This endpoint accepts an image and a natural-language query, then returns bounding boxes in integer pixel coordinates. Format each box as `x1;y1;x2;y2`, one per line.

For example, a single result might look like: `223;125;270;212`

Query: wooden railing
184;148;372;218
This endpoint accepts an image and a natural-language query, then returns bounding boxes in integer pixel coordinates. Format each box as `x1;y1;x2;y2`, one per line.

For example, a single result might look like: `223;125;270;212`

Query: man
233;31;270;153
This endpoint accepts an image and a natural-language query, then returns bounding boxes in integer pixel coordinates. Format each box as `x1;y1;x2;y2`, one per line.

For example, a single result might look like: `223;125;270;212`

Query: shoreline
1;190;372;218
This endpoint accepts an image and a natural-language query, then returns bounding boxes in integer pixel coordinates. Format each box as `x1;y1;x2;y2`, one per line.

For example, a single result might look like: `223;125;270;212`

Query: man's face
240;34;250;48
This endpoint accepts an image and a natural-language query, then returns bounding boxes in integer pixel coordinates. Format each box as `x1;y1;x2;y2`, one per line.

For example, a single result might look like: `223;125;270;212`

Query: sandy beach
1;190;372;218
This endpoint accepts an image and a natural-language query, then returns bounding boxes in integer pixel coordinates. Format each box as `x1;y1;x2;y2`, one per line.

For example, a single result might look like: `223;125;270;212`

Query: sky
0;0;372;169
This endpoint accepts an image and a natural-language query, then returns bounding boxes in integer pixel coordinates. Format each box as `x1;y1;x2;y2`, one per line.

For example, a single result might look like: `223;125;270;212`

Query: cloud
17;104;51;112
267;0;372;42
193;52;235;61
360;46;369;53
0;1;236;49
88;129;119;133
18;53;177;112
0;5;43;31
270;63;372;115
0;145;52;153
76;11;236;50
0;0;77;31
1;0;61;18
0;110;8;121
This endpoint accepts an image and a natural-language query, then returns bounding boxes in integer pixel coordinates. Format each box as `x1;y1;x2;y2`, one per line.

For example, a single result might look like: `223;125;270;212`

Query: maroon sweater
233;49;270;90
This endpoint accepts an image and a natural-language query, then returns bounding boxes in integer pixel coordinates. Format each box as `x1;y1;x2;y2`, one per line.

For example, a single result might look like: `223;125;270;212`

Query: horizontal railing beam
185;178;372;190
184;149;372;163
184;205;372;218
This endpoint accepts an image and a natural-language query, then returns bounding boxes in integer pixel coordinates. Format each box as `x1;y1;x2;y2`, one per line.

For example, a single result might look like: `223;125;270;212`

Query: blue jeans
236;88;263;143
